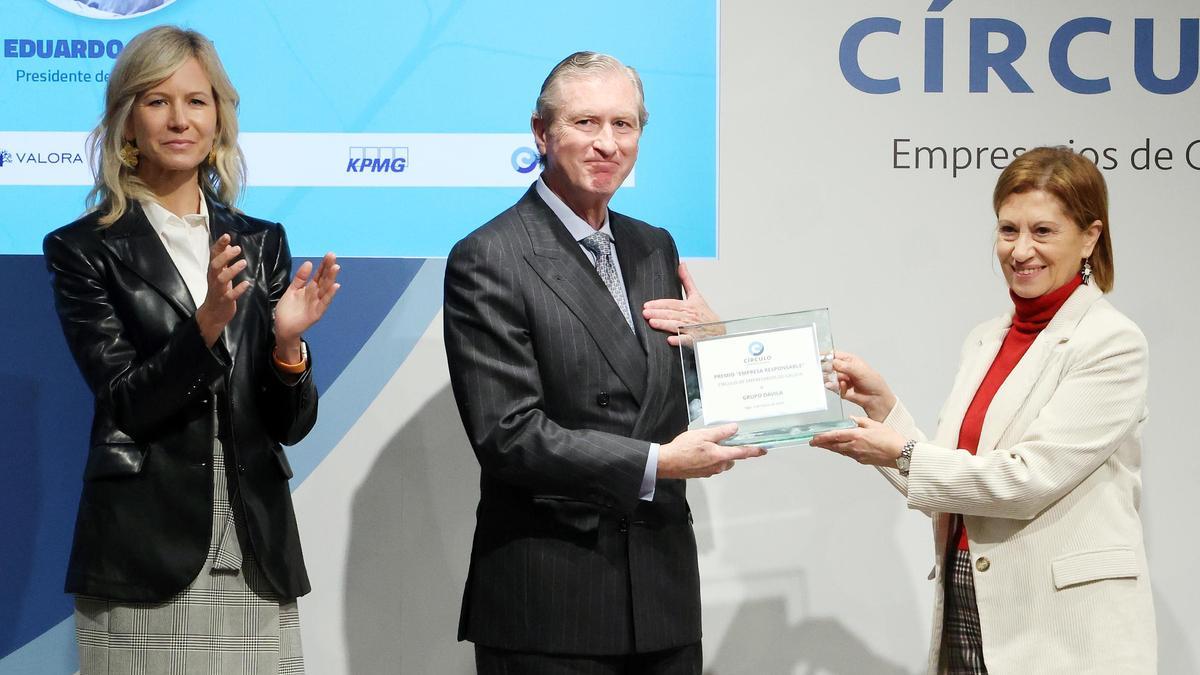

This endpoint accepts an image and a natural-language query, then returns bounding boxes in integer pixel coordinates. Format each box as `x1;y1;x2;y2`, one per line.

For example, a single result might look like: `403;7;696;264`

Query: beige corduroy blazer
880;283;1156;674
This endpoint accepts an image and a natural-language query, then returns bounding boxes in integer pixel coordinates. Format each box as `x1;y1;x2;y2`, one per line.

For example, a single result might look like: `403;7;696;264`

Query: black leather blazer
43;197;317;602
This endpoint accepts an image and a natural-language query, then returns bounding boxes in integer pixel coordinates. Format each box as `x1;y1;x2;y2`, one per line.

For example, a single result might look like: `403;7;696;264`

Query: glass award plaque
677;309;855;448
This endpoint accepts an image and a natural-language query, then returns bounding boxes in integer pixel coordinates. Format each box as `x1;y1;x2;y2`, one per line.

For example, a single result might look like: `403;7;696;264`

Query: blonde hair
993;146;1114;292
87;25;245;224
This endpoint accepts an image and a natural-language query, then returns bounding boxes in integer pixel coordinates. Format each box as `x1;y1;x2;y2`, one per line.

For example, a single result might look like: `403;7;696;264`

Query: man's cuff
639;443;659;501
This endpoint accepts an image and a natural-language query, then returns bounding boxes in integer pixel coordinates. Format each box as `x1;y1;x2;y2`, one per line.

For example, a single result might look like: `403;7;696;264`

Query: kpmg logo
840;0;1199;94
0;150;11;167
346;146;407;174
43;0;178;20
511;146;539;173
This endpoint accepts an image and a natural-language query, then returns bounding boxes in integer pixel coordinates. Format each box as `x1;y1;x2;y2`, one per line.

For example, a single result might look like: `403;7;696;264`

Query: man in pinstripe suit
444;52;764;674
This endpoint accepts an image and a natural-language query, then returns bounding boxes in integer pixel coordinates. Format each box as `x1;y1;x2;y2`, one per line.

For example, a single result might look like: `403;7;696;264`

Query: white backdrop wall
293;1;1200;672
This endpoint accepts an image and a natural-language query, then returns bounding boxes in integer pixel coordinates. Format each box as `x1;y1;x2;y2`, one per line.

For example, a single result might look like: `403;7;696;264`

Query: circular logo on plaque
749;341;765;356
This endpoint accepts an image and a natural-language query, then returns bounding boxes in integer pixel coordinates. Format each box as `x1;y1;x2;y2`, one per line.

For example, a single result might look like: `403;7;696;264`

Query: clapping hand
195;234;251;348
274;252;341;359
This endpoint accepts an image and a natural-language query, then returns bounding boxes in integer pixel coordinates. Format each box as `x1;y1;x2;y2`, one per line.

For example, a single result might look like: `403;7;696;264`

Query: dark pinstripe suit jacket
444;185;700;655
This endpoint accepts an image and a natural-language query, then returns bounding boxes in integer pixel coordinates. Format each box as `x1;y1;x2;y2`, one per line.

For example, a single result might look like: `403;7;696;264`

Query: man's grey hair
534;51;649;129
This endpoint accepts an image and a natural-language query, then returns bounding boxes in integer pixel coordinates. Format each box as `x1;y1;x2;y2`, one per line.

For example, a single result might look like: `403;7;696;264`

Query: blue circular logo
749;341;765;356
44;0;177;20
511;146;539;174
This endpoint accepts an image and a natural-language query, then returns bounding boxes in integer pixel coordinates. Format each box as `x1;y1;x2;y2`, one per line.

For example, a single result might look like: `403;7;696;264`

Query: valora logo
0;150;11;167
511;146;539;173
43;0;178;20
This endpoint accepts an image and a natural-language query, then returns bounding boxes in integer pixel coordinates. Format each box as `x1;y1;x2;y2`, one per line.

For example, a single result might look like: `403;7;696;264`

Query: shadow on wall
697;451;926;674
706;600;912;675
342;385;477;675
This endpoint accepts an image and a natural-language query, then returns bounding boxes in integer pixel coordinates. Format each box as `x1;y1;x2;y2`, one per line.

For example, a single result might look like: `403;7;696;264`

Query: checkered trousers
74;434;304;675
940;548;988;675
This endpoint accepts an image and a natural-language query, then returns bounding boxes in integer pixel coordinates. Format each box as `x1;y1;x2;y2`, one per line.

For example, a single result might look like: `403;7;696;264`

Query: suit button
618;516;629;534
975;556;990;572
597;391;610;407
237;464;246;474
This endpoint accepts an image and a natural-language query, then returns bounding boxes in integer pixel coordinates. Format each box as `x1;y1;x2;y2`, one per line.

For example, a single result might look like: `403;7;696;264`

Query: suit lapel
100;202;197;318
612;214;679;437
518;189;648;404
975;284;1103;453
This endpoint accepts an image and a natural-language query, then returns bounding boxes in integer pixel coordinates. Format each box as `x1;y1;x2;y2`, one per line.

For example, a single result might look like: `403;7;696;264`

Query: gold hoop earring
118;140;139;169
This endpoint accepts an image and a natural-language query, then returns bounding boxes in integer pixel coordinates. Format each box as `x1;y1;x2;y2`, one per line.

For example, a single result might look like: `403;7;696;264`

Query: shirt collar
142;191;210;236
535;177;614;243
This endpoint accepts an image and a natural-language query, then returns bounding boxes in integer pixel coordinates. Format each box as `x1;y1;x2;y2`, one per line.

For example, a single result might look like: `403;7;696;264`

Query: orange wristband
273;342;308;374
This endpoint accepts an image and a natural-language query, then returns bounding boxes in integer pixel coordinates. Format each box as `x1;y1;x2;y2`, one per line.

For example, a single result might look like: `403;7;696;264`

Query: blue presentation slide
0;0;717;257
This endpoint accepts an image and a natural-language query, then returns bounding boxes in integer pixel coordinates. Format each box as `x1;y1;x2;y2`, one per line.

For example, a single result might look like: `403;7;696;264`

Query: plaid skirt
940;547;988;675
74;436;304;675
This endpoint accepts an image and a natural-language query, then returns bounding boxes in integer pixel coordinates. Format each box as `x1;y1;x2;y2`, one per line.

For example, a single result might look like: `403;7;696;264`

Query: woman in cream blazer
812;147;1155;674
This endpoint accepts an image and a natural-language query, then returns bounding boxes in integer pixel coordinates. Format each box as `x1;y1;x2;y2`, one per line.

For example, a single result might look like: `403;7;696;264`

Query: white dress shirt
142;194;210;308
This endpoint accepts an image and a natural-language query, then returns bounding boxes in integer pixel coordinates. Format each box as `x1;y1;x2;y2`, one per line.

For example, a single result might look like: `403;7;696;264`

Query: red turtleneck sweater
953;274;1082;550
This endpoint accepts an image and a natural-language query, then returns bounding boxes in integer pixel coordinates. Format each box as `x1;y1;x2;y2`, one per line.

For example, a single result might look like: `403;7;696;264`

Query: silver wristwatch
897;439;916;476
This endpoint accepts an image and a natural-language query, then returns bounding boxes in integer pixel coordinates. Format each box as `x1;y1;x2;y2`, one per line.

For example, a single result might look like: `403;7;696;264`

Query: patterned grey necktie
580;232;635;332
